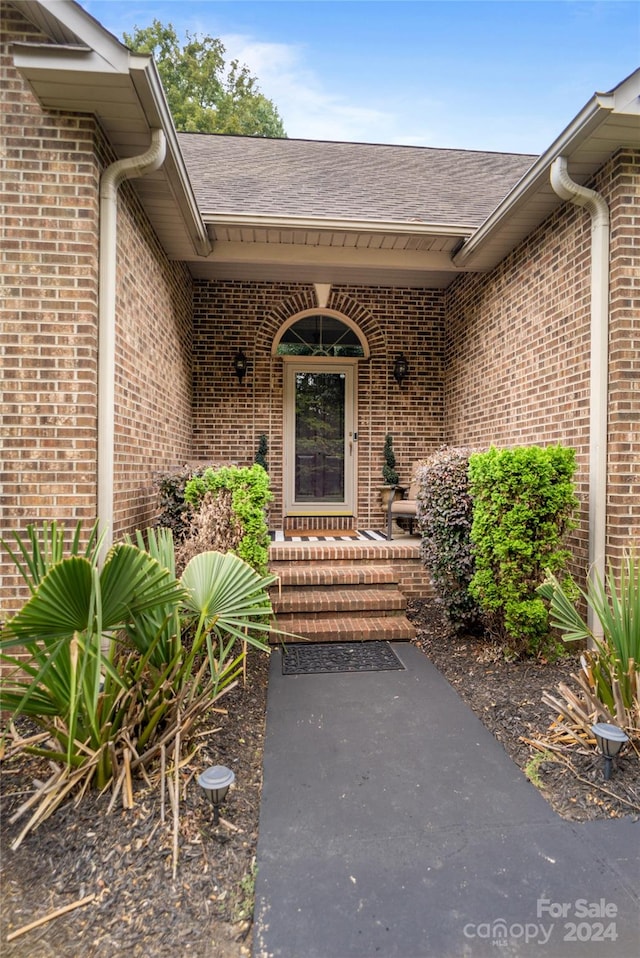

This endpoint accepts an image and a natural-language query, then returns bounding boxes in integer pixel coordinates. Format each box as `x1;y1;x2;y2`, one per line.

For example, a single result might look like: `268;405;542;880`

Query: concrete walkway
252;643;639;958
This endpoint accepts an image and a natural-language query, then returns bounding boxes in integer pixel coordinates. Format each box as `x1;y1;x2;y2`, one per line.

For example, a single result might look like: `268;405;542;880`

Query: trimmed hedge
468;445;578;659
154;465;208;541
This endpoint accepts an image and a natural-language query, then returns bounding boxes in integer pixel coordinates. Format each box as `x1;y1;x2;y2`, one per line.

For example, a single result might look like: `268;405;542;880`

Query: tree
124;20;286;137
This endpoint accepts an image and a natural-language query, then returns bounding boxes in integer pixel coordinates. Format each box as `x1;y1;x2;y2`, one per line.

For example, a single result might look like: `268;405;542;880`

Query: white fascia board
128;58;211;255
201;212;475;238
454;69;640;268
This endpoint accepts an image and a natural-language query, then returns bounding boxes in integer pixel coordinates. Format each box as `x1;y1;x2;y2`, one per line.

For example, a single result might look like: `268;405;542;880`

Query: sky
79;1;639;154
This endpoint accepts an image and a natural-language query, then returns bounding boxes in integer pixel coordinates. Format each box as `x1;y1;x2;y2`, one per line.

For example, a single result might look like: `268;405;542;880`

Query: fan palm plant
1;523;280;844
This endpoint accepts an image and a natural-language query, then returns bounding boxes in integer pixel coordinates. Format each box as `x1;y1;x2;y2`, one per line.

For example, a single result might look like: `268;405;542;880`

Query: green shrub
416;447;483;633
0;521;281;845
184;464;272;574
468;445;578;658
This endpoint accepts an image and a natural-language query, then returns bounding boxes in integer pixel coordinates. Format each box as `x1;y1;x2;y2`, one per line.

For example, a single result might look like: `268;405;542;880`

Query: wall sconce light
233;349;248;384
591;722;628;780
393;353;409;386
198;764;235;824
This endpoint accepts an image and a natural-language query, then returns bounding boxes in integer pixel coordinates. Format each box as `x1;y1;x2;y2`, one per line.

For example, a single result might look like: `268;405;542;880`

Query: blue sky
80;1;639;153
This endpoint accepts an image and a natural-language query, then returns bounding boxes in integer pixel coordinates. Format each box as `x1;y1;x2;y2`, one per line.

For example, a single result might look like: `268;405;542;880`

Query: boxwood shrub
468;445;578;659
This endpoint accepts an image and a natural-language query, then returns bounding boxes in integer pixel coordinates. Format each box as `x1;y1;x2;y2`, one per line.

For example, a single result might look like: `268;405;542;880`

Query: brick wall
444;150;640;577
192;281;445;529
111;181;194;539
606;151;640;563
1;4;100;613
1;3;194;613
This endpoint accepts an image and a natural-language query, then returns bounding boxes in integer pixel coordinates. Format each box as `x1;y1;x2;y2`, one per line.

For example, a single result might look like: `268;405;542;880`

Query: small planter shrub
468;445;578;659
184;464;272;574
254;434;268;471
416;447;484;633
382;433;399;486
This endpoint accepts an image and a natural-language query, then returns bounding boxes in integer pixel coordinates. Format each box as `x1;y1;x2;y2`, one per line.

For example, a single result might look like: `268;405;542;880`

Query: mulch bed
408;600;640;822
1;601;638;957
0;652;269;958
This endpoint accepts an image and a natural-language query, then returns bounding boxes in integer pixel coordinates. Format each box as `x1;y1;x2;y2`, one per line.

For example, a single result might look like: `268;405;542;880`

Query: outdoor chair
386;472;420;540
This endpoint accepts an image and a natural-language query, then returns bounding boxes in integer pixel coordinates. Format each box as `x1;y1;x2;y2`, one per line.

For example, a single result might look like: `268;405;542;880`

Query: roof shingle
178;133;537;227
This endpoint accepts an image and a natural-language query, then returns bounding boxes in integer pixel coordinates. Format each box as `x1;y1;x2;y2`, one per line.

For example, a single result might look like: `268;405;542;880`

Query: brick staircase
268;540;422;644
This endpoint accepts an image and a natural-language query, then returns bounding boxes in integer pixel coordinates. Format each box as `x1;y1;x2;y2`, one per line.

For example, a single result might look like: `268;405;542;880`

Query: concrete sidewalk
252;643;639;958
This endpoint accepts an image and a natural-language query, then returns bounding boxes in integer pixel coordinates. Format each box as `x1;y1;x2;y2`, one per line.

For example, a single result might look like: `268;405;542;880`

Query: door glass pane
295;372;345;502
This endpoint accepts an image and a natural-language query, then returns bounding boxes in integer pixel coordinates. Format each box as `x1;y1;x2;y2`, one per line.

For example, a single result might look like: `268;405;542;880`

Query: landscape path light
591;722;628;781
198;765;235;825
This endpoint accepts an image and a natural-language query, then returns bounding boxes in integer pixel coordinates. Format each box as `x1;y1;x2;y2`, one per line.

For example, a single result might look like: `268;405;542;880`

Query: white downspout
550;155;609;635
98;129;167;559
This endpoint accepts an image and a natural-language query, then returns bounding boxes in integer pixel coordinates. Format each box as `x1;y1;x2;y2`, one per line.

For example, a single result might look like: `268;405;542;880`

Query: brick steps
275;565;398;588
276;614;416;644
269;549;416;644
271;587;407;616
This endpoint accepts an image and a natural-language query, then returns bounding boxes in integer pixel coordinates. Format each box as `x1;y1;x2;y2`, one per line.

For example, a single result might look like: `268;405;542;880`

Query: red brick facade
444;149;640;575
1;4;193;611
192;281;445;529
1;2;638;612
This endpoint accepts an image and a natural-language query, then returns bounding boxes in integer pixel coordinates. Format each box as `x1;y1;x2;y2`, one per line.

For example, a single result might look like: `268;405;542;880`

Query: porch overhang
192;213;475;288
10;0;211;259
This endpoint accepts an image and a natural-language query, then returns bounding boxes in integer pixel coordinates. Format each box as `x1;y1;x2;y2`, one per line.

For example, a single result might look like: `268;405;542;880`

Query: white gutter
98;129;167;559
550;156;609;635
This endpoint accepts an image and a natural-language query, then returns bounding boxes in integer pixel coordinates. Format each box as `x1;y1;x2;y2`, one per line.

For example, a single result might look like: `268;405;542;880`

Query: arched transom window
274;311;367;358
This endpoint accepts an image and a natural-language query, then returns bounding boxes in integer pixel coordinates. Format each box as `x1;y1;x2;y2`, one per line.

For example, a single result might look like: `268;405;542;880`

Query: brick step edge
271;588;406;616
270;565;398;587
271;614;416;644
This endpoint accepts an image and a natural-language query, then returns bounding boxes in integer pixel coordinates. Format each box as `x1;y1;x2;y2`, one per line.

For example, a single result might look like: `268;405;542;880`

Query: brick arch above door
256;288;386;355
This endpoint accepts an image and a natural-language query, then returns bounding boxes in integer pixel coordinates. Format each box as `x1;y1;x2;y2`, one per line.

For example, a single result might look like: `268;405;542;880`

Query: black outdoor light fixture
591;722;628;781
198;765;235;824
233;349;248;384
393;353;409;386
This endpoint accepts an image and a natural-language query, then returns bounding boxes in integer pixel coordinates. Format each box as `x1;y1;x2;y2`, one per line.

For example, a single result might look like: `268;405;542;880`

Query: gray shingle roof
178;133;537;227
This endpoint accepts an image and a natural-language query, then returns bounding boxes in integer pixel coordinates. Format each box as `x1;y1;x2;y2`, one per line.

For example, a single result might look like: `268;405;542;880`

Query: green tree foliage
468;445;578;658
124;20;286;137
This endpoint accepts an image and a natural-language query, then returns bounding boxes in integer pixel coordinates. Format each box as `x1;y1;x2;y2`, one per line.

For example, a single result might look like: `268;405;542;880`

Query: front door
284;360;356;516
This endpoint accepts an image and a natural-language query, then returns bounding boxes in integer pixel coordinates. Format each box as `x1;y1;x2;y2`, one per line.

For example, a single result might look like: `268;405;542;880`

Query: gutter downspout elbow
550;156;609;636
98;129;167;560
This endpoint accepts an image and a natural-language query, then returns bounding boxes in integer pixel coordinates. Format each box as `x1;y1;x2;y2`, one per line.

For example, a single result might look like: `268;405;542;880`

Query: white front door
284;360;357;516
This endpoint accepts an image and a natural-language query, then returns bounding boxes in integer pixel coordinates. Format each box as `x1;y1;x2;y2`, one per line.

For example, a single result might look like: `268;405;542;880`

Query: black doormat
282;641;405;675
